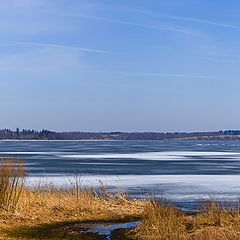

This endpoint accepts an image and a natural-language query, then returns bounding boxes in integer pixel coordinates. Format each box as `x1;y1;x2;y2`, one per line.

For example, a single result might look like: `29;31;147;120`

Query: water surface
1;140;240;207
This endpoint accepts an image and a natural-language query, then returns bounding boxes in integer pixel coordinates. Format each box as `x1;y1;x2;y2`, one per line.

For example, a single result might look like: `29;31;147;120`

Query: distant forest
0;128;240;140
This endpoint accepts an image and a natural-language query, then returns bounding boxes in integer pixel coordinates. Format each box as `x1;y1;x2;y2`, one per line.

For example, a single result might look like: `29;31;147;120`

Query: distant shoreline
0;129;240;141
0;138;240;141
1;138;240;141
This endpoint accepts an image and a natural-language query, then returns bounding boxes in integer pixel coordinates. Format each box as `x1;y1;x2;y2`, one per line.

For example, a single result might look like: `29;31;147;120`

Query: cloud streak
11;41;112;54
81;70;223;80
0;45;90;77
53;12;196;35
133;9;240;30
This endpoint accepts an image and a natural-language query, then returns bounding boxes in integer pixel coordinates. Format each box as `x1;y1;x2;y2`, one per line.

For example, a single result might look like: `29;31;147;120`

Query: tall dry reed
0;160;26;212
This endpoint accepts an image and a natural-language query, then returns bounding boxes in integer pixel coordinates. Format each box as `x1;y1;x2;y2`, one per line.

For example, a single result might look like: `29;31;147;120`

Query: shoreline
1;138;240;142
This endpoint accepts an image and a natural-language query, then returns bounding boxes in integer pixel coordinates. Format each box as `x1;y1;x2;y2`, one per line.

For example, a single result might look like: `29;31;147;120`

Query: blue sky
1;0;240;132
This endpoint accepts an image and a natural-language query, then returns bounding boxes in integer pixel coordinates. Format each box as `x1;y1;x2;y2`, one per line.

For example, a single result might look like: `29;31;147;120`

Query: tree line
0;128;239;140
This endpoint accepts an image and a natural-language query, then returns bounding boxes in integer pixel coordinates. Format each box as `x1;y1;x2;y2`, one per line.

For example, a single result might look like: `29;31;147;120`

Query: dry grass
0;160;25;212
135;199;189;240
3;161;240;240
0;160;146;239
15;185;145;222
0;187;144;239
134;200;240;240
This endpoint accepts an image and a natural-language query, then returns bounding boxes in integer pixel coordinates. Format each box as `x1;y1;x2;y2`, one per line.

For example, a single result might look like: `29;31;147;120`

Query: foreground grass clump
15;185;145;222
135;199;189;240
134;200;240;240
0;160;146;240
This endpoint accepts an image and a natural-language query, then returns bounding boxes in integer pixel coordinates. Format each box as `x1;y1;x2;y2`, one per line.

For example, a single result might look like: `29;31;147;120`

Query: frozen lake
1;140;240;206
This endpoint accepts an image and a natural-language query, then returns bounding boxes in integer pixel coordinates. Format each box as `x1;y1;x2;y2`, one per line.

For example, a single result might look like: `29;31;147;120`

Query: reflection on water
78;221;141;240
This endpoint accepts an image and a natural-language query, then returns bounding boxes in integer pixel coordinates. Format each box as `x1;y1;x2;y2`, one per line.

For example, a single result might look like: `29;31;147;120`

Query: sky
1;0;240;132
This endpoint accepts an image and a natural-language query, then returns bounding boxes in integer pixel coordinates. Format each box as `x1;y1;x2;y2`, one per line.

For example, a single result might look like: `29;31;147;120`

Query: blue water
1;140;240;207
80;221;141;240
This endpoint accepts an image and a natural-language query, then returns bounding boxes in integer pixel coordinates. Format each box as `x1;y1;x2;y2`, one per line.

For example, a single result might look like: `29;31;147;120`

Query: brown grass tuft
134;199;240;240
135;199;189;240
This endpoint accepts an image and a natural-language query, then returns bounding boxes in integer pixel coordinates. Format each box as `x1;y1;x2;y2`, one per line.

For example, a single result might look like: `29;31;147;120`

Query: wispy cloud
81;70;222;80
0;46;90;77
11;41;112;54
132;9;240;30
54;12;196;35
